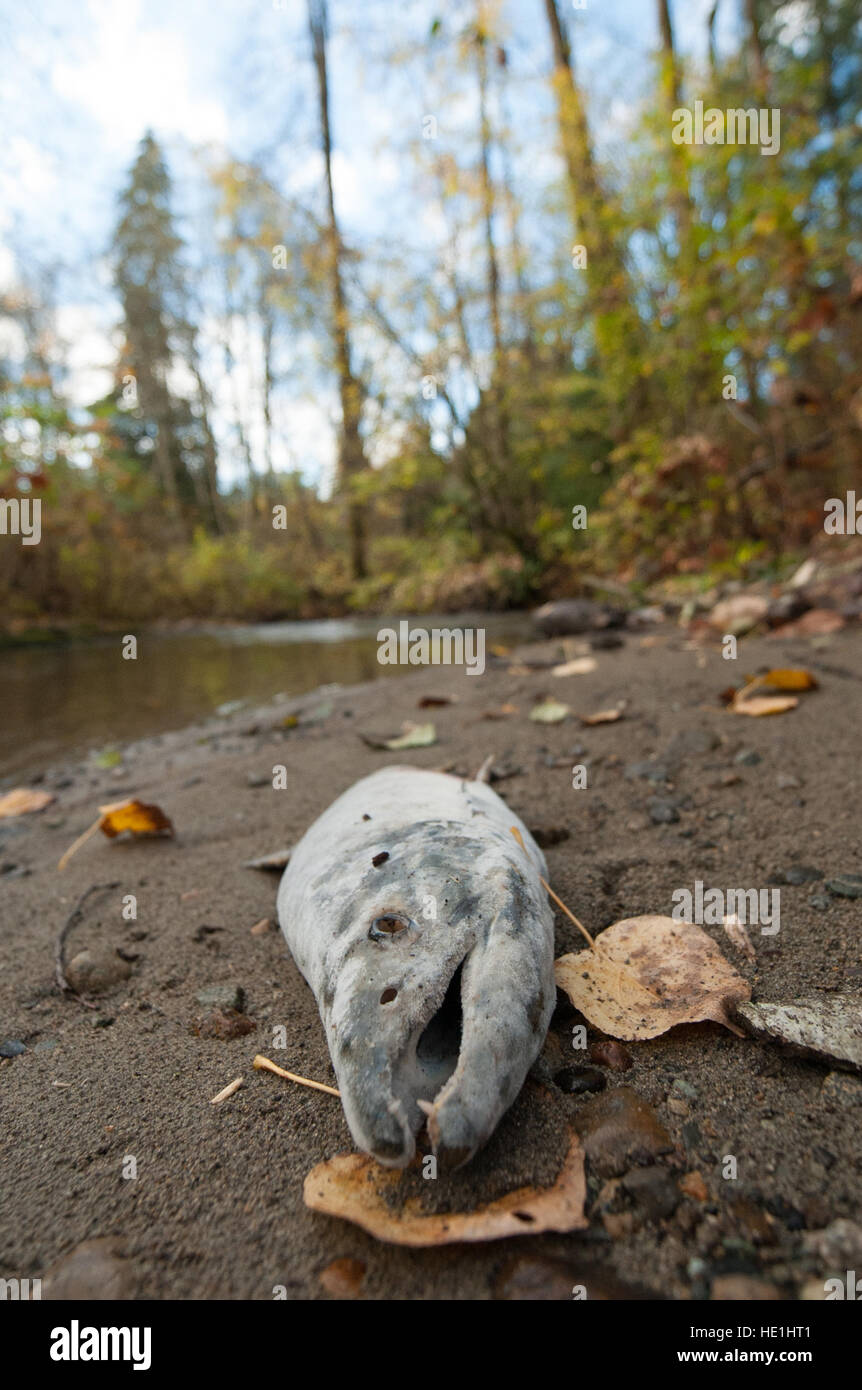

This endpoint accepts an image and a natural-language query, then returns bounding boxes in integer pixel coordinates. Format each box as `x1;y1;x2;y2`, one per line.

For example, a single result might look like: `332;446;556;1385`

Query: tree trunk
308;0;368;581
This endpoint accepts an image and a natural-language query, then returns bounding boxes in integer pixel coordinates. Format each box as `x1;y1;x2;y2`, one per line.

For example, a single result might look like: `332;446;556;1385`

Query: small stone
729;1196;776;1245
588;1040;633;1072
198;1008;256;1040
65;948;132;995
249;917;272;936
826;873;862;899
671;1077;698;1100
679;1171;708;1202
620;1165;680;1222
821;1071;862;1108
665;729;719;766
246;773;269;788
648;798;679;825
573;1086;673;1178
711;1275;781;1301
0;1039;26;1058
32;1038;58;1054
43;1238;134;1300
734;749;762;766
667;1098;689;1117
802;1218;862;1269
783;864;823;885
319;1257;365;1299
624;762;670;783
776;772;801;790
195;984;245;1012
809;895;831;911
553;1065;606;1095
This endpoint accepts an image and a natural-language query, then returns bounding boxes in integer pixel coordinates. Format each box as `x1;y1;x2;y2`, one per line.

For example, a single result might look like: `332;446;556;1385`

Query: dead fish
276;765;555;1169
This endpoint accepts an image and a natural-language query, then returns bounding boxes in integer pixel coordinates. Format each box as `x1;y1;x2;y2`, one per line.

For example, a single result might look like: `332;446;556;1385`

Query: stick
253;1054;341;1096
58;816;101;872
211;1077;243;1105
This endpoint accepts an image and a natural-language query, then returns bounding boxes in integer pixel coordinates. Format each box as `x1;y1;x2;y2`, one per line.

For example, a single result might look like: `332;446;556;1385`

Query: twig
54;882;120;997
58;816;102;872
253;1053;341;1097
211;1077;243;1105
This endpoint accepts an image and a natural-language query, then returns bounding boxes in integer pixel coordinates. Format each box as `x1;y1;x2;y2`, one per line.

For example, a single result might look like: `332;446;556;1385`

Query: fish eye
369;913;411;940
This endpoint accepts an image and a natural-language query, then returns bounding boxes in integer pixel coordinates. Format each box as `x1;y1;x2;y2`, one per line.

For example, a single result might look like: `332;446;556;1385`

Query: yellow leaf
97;799;174;838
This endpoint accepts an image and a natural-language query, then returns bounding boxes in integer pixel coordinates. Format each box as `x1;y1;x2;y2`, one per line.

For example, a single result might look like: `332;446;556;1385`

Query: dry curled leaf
555;915;751;1041
0;787;55;818
361;723;437;750
551;657;597;677
303;1132;587;1247
580;707;623;726
731;694;798;717
529;700;571;724
755;668;818;692
58;799;174;870
97;799;174;838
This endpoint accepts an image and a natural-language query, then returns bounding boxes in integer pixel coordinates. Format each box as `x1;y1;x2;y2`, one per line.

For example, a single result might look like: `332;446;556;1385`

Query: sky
0;0;745;490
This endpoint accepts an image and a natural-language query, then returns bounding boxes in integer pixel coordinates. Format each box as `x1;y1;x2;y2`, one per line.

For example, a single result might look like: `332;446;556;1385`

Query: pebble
195;984;245;1012
0;1039;26;1058
573;1086;673;1178
198;1008;256;1040
553;1065;607;1096
620;1165;680;1222
734;748;762;766
679;1171;708;1201
648;798;680;825
43;1238;135;1300
711;1275;781;1301
809;894;831;911
319;1257;365;1299
776;772;801;790
826;873;862;899
624;762;670;783
671;1077;698;1100
821;1071;862;1108
802;1218;862;1269
588;1040;633;1072
667;1098;689;1117
65;949;132;994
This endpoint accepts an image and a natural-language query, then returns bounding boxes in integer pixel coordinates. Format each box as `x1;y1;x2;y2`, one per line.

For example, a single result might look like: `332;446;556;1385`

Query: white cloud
51;0;228;150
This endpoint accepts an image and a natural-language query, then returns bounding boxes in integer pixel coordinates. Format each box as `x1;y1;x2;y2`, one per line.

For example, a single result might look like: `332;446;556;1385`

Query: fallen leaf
0;787;55;818
551;657;597;677
755;668;818;692
529;700;571;724
58;799;174;870
303;1131;587;1246
736;996;862;1073
709;594;769;633
770;609;844;638
731;695;798;716
555;915;751;1041
243;847;292;871
580;708;623;726
97;799;174;839
481;703;519;720
362;722;437;751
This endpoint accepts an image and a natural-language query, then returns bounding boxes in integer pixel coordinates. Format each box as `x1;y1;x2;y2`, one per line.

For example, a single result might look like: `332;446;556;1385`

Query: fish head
318;824;555;1169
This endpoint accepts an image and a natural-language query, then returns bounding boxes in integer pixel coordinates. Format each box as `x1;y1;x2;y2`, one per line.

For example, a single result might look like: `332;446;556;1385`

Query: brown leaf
97;799;174;839
0;787;55;818
303;1132;587;1247
756;667;818;691
769;609;844;638
580;707;623;726
731;694;798;716
554;915;751;1041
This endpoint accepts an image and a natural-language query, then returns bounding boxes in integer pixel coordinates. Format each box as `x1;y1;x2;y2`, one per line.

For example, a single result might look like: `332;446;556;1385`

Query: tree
112;132;221;532
307;0;369;580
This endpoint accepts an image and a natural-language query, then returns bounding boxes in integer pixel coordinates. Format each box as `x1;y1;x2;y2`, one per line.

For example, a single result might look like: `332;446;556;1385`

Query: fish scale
277;765;556;1168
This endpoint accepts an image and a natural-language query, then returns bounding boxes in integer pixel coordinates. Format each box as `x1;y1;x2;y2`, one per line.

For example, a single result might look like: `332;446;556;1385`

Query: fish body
277;766;555;1168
